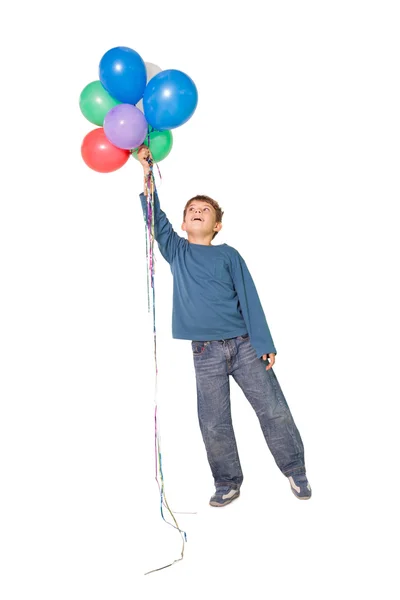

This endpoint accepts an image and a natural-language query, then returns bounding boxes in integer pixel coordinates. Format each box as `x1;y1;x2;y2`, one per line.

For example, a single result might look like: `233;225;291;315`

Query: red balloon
81;127;130;173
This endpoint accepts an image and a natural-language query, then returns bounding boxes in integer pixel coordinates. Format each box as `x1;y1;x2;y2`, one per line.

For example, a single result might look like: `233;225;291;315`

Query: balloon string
142;161;188;576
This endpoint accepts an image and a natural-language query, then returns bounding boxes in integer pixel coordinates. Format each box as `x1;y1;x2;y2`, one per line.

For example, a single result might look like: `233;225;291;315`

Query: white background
1;0;399;597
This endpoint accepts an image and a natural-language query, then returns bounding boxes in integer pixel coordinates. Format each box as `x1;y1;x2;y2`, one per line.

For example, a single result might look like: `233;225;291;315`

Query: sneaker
288;474;312;500
209;486;240;507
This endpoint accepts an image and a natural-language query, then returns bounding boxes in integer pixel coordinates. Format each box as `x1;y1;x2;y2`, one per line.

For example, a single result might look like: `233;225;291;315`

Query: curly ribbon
142;158;188;576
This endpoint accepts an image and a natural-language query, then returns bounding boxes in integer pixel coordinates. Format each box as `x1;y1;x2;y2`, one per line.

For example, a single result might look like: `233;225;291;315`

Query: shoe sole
291;488;312;500
209;491;240;507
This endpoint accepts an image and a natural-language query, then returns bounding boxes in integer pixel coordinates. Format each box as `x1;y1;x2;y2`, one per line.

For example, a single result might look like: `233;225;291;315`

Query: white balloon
136;62;162;113
145;62;162;83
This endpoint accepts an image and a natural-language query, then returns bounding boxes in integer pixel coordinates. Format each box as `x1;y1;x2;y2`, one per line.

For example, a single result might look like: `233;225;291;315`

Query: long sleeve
231;251;277;357
139;190;182;264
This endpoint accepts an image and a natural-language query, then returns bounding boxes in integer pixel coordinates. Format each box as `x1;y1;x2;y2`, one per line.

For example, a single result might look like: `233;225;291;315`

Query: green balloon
132;129;173;163
79;81;120;126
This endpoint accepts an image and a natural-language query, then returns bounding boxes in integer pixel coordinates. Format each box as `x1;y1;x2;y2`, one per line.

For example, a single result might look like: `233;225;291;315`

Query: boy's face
181;200;222;239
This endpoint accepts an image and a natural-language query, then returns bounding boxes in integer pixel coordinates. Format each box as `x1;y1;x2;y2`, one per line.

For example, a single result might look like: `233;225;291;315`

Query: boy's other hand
262;353;276;370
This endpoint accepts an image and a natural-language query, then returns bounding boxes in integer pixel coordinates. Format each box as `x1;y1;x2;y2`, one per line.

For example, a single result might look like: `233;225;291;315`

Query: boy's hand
137;145;153;176
262;353;276;370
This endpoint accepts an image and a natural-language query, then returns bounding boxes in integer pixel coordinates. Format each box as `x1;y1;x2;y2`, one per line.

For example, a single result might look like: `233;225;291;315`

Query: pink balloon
104;104;148;149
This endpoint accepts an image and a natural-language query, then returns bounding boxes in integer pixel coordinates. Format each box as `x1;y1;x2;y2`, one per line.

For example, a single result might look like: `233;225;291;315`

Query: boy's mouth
192;217;203;221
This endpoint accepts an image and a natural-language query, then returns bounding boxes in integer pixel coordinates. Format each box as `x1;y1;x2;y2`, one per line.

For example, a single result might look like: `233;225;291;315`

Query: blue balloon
143;69;198;131
99;46;146;105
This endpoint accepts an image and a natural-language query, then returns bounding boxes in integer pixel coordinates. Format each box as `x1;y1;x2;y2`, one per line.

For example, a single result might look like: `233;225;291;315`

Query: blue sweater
139;192;277;357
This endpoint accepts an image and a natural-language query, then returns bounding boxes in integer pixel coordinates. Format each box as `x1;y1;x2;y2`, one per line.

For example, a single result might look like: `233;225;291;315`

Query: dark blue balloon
143;69;198;131
99;46;146;105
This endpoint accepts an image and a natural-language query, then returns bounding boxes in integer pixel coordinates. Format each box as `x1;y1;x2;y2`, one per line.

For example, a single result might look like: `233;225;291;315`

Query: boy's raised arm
137;146;181;264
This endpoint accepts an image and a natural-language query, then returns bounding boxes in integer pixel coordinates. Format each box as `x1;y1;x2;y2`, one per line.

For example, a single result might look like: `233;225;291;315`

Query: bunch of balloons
80;46;198;173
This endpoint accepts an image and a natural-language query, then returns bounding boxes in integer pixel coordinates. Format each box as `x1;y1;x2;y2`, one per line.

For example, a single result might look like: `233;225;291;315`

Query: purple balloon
103;104;148;149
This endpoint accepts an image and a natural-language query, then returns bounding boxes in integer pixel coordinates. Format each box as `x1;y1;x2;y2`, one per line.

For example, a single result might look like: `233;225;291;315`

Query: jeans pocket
191;341;210;356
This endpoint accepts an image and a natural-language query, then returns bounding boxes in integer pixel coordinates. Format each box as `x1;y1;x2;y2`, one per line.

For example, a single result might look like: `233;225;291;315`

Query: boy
137;146;311;507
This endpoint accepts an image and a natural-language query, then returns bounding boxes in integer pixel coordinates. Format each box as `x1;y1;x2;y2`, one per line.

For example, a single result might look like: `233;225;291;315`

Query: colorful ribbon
142;161;188;576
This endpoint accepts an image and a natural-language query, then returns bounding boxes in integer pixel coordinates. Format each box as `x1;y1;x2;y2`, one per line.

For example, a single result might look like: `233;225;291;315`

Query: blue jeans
191;334;306;489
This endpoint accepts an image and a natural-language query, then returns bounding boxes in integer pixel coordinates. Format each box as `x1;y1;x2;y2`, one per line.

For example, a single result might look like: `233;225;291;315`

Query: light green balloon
132;129;173;163
79;81;120;126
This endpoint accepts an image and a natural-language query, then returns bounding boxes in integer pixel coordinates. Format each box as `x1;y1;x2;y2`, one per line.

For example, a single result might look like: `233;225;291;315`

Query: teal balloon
79;81;120;126
132;129;173;163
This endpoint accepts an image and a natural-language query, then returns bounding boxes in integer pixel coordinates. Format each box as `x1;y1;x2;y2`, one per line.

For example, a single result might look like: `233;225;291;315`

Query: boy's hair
183;195;224;240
